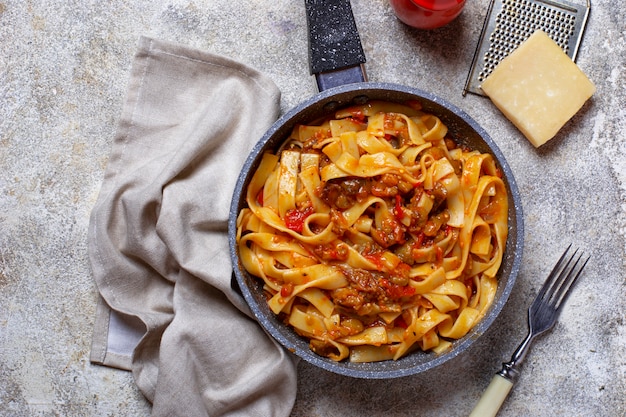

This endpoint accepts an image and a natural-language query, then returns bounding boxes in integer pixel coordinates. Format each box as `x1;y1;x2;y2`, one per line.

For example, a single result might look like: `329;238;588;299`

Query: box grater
463;0;591;96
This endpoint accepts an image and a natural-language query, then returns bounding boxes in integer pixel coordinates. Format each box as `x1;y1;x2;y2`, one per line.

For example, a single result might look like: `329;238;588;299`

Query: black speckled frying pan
228;0;524;379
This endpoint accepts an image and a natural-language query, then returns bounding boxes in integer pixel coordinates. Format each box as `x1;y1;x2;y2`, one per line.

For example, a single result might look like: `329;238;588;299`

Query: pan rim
228;81;524;379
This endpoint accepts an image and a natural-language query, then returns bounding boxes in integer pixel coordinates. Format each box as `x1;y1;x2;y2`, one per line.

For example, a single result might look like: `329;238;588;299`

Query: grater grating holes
476;0;578;83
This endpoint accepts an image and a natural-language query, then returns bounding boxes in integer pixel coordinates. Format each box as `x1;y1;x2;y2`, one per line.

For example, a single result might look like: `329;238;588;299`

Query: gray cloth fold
88;36;297;416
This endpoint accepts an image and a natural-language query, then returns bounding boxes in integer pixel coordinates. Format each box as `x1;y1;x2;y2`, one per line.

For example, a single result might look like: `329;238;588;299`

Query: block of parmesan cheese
480;30;596;147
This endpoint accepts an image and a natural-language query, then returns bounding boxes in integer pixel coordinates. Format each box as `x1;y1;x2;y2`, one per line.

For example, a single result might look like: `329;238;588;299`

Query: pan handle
304;0;367;91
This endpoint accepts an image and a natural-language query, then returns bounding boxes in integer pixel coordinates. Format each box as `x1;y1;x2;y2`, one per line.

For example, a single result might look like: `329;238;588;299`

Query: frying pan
228;0;524;379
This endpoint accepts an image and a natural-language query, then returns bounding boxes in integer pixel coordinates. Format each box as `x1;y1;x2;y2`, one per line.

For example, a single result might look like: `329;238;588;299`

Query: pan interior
228;82;523;379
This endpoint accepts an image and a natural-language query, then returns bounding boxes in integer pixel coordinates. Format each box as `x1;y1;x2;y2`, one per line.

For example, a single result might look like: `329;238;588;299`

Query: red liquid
389;0;466;29
412;0;465;11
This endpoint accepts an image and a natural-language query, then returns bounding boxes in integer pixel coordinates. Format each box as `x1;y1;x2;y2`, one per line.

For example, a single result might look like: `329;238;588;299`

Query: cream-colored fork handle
469;374;514;417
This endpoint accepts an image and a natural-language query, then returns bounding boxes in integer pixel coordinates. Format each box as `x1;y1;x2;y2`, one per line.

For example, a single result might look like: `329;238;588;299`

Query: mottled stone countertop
1;0;624;416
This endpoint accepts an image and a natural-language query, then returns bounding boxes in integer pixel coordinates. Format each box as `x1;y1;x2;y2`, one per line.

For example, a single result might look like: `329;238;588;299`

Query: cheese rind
480;30;596;148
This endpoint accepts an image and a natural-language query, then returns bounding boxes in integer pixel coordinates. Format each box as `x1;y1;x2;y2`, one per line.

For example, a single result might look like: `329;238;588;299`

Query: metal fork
469;245;590;417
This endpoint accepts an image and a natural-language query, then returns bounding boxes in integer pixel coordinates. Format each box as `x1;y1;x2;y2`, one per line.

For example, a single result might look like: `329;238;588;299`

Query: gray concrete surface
1;0;624;416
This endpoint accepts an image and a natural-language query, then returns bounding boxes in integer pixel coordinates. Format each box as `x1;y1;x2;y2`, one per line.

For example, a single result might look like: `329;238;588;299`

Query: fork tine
550;251;589;310
546;246;580;304
532;243;573;307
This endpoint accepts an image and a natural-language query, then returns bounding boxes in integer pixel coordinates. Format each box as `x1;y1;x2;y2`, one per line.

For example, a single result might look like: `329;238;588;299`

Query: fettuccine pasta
236;100;508;362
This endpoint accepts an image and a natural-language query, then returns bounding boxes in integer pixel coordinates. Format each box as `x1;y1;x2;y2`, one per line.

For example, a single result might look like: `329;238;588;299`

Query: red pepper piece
284;206;314;233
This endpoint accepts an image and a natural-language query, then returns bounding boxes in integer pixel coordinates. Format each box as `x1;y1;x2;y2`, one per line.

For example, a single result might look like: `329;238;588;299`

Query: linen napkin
88;36;297;416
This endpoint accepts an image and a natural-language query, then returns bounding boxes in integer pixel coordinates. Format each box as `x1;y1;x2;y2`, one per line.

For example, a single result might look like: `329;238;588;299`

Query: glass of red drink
389;0;466;30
